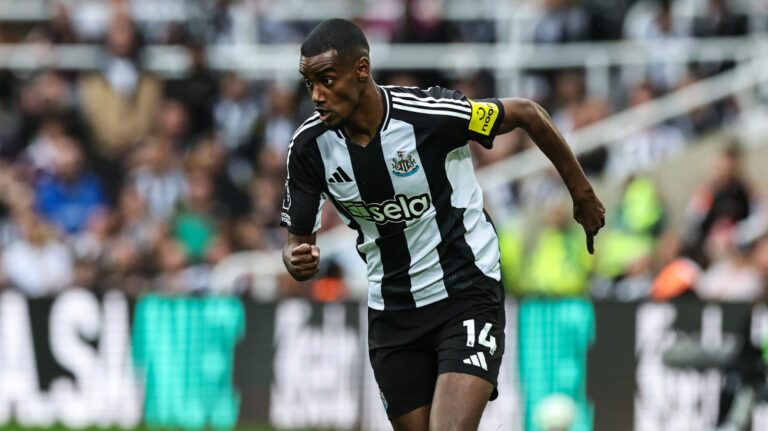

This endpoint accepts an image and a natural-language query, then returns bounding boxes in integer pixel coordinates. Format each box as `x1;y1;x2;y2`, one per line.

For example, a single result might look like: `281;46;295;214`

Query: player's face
299;50;364;128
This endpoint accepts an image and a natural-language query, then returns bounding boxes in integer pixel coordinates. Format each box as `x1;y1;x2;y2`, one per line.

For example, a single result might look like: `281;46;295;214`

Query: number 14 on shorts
462;319;497;355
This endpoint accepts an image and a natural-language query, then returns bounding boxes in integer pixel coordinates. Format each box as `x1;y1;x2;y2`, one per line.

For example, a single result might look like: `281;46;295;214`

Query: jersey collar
378;85;392;133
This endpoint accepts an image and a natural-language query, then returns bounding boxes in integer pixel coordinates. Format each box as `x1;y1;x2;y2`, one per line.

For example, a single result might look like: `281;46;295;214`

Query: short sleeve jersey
281;85;505;311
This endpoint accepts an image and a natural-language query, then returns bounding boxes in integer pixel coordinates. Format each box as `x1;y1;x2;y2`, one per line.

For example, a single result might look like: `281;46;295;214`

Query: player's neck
342;82;383;147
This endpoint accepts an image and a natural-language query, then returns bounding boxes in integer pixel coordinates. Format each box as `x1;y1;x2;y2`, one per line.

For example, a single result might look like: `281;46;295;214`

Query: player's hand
284;243;321;281
572;189;606;255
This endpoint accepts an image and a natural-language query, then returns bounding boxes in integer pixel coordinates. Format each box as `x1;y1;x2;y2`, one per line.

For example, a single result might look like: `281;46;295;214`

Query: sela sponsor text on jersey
342;193;431;225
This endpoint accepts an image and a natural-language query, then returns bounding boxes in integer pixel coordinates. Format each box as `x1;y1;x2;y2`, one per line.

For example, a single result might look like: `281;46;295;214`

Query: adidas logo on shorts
463;352;488;371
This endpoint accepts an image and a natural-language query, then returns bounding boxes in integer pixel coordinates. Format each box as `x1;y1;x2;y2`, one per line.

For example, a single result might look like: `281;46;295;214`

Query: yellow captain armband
468;100;499;136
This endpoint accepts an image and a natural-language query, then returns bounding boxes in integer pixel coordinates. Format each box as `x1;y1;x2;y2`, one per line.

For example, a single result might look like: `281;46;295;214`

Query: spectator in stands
546;71;611;175
128;135;187;221
203;0;257;45
594;176;666;300
682;143;759;267
15;71;88;159
694;0;749;77
523;201;593;297
152;235;194;293
26;1;78;45
631;0;689;91
19;114;68;177
165;42;217;136
498;218;525;296
533;0;591;44
185;135;251;217
605;80;685;180
0;161;16;246
252;83;299;163
34;135;108;235
99;234;151;297
311;259;349;302
753;235;768;291
170;170;222;264
213;72;259;153
695;232;763;302
78;11;162;162
674;70;737;136
693;0;748;38
153;98;193;150
152;232;220;294
551;71;587;134
1;209;72;297
249;175;283;233
649;229;703;301
447;17;496;43
518;167;571;211
393;0;449;43
357;0;403;43
231;215;268;251
114;184;161;254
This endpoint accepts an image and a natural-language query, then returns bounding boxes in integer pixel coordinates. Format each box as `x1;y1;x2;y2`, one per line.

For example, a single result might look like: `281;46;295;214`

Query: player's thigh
369;342;438;422
430;372;493;431
391;405;430;431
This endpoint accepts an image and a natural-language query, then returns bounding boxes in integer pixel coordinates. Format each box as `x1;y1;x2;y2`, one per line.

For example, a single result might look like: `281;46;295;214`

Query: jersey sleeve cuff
476;98;505;149
280;215;316;236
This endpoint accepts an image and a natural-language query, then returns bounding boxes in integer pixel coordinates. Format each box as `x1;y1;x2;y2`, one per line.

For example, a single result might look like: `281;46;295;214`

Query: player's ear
356;57;370;81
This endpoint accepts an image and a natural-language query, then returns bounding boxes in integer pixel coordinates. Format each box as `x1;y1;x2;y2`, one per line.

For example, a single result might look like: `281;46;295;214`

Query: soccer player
281;18;605;431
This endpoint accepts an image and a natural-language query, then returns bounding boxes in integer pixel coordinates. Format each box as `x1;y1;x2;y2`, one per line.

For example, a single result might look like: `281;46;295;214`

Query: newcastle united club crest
391;151;419;177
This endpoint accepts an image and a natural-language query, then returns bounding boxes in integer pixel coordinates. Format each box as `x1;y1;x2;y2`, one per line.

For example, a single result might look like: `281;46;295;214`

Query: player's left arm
497;97;606;254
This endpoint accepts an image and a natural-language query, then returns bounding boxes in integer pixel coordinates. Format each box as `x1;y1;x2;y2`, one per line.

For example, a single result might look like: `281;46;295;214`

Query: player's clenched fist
283;242;321;281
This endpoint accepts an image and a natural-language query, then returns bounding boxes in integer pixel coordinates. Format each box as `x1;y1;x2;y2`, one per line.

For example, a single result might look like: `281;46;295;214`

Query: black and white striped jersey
281;85;506;311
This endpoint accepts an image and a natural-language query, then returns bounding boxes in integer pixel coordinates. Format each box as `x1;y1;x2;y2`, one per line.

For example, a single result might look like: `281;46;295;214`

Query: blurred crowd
501;143;768;303
0;0;764;303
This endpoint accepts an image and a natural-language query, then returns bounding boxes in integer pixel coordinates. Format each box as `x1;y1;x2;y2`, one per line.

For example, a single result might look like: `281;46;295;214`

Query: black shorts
368;283;506;420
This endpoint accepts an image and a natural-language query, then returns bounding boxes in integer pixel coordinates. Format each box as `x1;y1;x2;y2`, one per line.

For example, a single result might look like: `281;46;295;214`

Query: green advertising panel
518;298;595;431
132;295;245;430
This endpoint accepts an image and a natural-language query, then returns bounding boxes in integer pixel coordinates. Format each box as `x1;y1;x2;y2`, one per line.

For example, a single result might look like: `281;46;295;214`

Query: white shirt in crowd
696;258;763;302
1;239;73;298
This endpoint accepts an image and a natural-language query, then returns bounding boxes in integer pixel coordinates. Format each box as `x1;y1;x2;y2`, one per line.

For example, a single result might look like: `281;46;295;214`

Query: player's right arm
283;232;320;281
280;127;326;281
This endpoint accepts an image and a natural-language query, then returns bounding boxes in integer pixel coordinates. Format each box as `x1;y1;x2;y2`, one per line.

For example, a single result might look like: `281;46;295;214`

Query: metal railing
1;37;765;73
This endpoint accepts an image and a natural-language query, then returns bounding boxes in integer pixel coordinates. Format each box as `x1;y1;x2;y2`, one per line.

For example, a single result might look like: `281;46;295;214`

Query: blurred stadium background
0;0;768;430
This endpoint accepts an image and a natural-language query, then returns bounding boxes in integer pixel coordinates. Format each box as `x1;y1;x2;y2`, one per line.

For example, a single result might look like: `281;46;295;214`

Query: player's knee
428;414;479;431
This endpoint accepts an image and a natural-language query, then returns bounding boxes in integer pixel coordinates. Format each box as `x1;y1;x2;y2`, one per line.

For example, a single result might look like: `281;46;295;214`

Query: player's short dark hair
300;18;369;61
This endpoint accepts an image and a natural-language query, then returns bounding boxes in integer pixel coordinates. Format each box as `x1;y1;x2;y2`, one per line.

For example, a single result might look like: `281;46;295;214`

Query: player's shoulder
382;84;470;105
289;112;329;156
382;85;472;121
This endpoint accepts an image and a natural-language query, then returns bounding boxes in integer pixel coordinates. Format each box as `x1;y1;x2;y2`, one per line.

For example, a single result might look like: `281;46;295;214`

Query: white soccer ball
533;393;577;431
